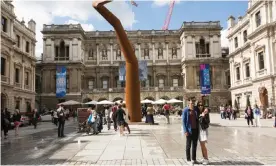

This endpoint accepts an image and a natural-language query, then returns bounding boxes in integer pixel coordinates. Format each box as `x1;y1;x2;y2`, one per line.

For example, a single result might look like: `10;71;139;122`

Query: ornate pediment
254;44;265;51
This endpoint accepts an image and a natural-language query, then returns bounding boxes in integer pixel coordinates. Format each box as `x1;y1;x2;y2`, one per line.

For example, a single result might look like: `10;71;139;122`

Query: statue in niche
144;48;149;59
172;48;177;58
102;49;107;60
116;49;121;59
158;47;163;59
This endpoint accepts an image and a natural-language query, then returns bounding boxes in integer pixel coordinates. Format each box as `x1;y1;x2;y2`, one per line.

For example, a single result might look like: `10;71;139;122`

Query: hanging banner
139;60;148;81
200;64;211;95
56;66;67;98
119;61;148;82
119;62;126;81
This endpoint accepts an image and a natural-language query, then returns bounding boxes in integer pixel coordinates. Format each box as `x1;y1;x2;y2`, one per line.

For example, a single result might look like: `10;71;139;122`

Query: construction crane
162;0;176;30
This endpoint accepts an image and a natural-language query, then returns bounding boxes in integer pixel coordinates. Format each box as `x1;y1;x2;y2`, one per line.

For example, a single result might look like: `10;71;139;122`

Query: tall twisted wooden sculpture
93;0;141;122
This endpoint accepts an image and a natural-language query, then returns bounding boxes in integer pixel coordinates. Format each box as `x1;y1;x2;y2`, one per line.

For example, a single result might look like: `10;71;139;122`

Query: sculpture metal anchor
93;0;141;122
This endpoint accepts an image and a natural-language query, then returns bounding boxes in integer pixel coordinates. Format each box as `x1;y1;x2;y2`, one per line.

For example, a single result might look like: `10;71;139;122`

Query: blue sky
54;1;248;31
14;0;248;57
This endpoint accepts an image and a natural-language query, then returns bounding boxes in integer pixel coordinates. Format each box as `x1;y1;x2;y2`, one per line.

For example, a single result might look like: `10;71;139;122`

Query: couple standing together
182;99;210;165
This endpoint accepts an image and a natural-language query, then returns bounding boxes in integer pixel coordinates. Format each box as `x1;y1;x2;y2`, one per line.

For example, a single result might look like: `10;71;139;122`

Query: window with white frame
103;80;108;89
255;11;261;27
245;63;250;78
158;79;164;88
236;67;240;81
173;78;178;87
258;51;264;70
88;80;94;90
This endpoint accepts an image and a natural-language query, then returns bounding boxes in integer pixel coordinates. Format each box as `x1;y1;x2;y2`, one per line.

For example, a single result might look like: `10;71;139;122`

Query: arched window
196;38;210;58
55;40;69;61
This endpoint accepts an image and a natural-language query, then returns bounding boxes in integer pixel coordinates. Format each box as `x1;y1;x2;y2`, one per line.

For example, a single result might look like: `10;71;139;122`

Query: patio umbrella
115;100;125;104
141;99;154;104
97;100;114;105
167;98;183;104
59;100;81;105
153;99;167;105
84;100;97;105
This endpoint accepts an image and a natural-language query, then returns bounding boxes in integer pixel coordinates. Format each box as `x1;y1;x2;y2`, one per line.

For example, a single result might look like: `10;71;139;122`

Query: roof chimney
227;15;235;29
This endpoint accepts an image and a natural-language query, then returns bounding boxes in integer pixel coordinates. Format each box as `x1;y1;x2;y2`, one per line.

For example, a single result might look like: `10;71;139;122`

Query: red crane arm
162;0;175;30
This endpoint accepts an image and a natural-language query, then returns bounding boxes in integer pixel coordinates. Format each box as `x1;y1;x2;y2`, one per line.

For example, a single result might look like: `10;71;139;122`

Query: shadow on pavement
210;161;264;165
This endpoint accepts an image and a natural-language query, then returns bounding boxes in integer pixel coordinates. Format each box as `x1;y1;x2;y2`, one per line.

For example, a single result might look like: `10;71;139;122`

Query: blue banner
56;66;66;98
200;64;211;94
118;61;148;81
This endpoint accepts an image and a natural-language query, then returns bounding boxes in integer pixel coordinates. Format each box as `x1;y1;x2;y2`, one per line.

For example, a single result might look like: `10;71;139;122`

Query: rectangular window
103;80;108;89
16;35;20;47
26;41;30;53
117;80;121;88
25;72;29;85
88;80;93;90
146;79;150;87
173;79;178;87
236;67;240;81
245;63;250;78
158;79;164;88
243;30;247;43
255;11;261;27
1;57;6;76
234;37;238;48
15;100;20;109
15;68;20;83
258;51;265;70
1;16;7;32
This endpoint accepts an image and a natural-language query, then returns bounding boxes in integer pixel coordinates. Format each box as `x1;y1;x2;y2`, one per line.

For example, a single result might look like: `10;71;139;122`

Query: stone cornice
227;19;250;39
247;1;263;14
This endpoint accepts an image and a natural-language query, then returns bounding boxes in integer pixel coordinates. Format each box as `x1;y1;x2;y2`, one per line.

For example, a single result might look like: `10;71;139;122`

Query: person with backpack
57;104;66;137
199;106;210;165
112;103;118;131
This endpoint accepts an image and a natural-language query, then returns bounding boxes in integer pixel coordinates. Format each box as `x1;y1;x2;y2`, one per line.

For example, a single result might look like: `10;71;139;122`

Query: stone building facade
227;0;276;110
1;1;37;112
37;21;230;109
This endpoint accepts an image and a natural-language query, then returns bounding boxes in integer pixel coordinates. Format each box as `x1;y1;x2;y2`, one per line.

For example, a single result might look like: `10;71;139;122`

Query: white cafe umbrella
97;100;114;105
153;99;167;105
85;100;97;105
167;98;183;104
141;99;154;104
115;100;126;104
59;100;81;105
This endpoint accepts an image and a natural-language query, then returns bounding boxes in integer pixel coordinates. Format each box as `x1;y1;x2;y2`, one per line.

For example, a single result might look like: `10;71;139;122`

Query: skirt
199;126;208;142
146;114;154;124
14;121;21;127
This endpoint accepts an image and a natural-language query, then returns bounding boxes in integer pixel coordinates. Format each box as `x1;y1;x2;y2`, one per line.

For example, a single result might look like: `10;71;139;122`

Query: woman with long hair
13;109;21;136
198;106;210;165
146;104;155;125
245;105;254;126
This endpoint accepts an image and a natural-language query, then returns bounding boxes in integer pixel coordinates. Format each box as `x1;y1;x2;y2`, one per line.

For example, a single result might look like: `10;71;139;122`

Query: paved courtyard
1;114;276;165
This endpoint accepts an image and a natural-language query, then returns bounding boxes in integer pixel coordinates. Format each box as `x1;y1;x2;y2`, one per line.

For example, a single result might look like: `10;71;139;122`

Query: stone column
209;36;213;57
9;53;14;85
166;43;169;63
110;44;113;64
69;39;73;60
240;55;244;84
51;39;55;61
96;44;99;65
152;43;155;63
138;43;141;60
266;36;272;74
192;36;195;57
22;65;25;89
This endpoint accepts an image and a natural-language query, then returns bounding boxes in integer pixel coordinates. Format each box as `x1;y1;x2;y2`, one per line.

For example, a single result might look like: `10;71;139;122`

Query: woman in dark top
116;105;126;136
1;109;10;139
13;109;21;136
245;105;254;126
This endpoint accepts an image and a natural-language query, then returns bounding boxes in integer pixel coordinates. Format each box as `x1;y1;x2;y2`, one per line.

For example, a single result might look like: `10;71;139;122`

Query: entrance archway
1;93;8;110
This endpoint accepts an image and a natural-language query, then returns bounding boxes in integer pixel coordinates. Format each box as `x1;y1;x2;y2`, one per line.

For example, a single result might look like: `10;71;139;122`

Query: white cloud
221;29;229;48
13;1;137;58
152;0;181;7
65;20;95;31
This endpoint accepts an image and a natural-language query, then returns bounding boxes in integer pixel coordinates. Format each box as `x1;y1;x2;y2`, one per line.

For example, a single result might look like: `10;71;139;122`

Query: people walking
32;109;40;129
112;103;118;131
163;102;171;124
105;105;111;130
219;105;224;119
1;108;10;139
146;104;155;125
245;105;254;126
87;107;98;134
13;109;21;136
226;105;232;120
182;99;200;164
199;107;210;165
116;105;127;136
253;105;261;127
57;104;66;137
53;109;58;126
122;104;130;134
